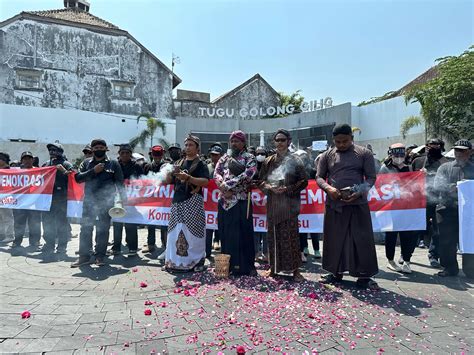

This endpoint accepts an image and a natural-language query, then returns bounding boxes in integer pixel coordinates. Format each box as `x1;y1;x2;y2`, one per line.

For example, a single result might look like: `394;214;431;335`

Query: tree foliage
403;47;474;141
269;90;305;118
400;115;423;139
129;113;167;149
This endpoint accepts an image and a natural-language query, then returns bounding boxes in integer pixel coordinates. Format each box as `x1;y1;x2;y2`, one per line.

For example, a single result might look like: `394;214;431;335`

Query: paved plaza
0;225;472;354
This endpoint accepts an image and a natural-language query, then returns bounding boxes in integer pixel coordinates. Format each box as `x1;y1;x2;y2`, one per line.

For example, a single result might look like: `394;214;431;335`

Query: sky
1;0;472;105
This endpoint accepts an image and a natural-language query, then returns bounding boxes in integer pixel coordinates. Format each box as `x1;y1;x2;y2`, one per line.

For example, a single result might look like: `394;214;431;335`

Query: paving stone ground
0;225;472;354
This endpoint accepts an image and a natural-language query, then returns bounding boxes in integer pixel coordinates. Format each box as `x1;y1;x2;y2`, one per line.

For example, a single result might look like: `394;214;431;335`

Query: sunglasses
274;138;287;143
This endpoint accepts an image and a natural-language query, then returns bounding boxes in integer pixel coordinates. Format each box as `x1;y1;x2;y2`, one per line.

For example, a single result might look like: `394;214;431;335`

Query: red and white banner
67;172;426;232
0;167;56;211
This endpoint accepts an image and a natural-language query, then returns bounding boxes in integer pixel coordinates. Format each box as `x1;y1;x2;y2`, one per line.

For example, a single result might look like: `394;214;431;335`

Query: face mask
256;155;265;162
169;151;181;161
454;151;468;166
93;150;106;158
392;157;405;166
427;147;442;159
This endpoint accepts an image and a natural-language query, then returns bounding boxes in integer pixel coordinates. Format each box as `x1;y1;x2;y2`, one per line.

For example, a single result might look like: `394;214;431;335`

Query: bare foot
293;271;305;283
262;269;275;278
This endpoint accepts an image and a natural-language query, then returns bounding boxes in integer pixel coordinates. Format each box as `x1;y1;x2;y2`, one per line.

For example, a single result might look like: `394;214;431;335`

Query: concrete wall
0;103;175;163
0;19;174;117
351;96;425;157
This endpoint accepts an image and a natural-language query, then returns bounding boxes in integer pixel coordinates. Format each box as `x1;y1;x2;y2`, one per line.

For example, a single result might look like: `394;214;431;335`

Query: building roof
0;8;182;88
383;66;439;100
212;74;279;104
24;8;119;29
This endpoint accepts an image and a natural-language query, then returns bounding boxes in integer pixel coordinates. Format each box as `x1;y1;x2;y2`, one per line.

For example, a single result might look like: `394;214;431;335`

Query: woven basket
214;254;231;278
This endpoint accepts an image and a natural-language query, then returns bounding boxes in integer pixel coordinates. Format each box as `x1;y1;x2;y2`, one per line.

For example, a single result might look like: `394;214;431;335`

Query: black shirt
42;157;74;200
75;156;125;203
173;159;209;204
119;159;143;180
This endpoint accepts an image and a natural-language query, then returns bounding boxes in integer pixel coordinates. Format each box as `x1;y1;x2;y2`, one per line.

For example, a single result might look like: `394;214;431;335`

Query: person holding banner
434;139;474;277
109;144;143;256
259;129;308;282
316;123;379;289
0;152;15;244
164;134;209;273
143;145;169;256
41;143;74;255
379;143;418;274
71;139;125;267
11;151;42;251
206;143;223;256
214;130;257;276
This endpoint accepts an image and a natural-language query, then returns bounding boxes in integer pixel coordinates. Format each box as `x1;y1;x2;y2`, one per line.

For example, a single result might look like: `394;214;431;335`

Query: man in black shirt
11;151;42;251
109;144;143;256
411;138;449;267
434;139;474;277
143;145;169;255
71;139;125;267
41;143;74;255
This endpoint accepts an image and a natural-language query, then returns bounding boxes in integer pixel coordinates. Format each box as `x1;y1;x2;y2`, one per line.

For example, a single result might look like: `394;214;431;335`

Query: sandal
356;278;379;290
293;271;305;283
319;274;343;284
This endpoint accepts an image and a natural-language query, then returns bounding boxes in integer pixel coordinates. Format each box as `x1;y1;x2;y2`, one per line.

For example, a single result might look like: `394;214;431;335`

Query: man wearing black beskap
41;143;74;255
71;139;125;267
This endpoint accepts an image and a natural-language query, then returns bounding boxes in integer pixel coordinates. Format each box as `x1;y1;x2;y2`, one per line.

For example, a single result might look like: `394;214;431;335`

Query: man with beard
109;144;143;256
412;138;449;267
143;145;169;256
434;139;474;277
71;139;125;267
316;124;379;289
11;152;42;251
41;143;74;255
259;129;307;281
214;131;257;276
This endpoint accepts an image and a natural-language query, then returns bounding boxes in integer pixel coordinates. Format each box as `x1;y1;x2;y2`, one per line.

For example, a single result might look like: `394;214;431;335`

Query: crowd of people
0;123;473;286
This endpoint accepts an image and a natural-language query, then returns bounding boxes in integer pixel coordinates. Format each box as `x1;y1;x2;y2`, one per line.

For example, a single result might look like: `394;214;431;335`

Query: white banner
458;180;474;254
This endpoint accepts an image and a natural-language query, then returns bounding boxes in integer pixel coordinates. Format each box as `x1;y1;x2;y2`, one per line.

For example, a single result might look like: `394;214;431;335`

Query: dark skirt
267;217;302;273
322;204;378;277
218;200;256;275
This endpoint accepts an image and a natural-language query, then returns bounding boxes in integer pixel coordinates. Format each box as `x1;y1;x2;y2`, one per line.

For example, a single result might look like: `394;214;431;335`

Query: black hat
209;145;223;154
209;142;223;150
427;138;443;145
168;143;181;150
453;139;472;150
118;143;133;153
21;151;34;160
82;144;92;153
91;139;107;148
47;142;64;152
0;152;10;164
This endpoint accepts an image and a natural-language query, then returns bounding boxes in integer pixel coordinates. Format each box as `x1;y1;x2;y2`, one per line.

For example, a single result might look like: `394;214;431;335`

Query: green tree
129;113;169;150
270;90;305;118
401;47;474;141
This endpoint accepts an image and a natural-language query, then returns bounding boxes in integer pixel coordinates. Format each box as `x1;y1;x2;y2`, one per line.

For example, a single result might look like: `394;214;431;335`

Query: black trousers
437;207;459;275
147;225;167;247
423;203;440;259
299;233;320;252
112;222;138;251
42;198;69;251
385;231;418;262
205;229;219;257
13;209;41;246
79;200;112;258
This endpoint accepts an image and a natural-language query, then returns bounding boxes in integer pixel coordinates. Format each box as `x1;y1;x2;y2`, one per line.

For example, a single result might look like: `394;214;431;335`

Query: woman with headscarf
214;130;258;276
164;134;210;272
258;129;308;282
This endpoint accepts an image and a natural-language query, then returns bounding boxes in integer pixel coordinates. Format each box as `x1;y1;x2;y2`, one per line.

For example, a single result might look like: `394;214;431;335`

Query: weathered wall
213;78;280;120
0;103;176;163
0;19;174;117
